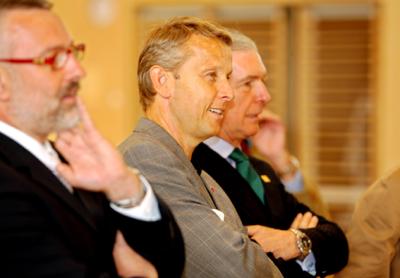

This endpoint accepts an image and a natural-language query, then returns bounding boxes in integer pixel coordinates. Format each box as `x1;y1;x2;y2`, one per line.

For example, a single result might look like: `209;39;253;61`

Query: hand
251;110;286;164
290;212;318;229
246;225;301;260
113;231;158;278
251;110;296;180
55;98;142;202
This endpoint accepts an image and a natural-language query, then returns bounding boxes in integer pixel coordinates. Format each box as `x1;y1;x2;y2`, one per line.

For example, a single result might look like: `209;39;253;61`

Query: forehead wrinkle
0;12;17;57
4;9;71;57
186;40;230;71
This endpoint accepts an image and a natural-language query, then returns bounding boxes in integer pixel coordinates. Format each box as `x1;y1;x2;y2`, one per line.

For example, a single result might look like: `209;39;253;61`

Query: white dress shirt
204;136;316;275
0;120;160;221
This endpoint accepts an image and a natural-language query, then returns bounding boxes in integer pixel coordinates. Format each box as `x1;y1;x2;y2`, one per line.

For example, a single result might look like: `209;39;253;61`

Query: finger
54;136;72;155
56;162;76;186
259;109;280;122
246;225;258;236
290;213;303;229
258;122;280;133
309;216;319;228
76;98;106;146
55;134;86;162
57;129;88;153
57;130;75;145
113;231;158;278
76;97;96;133
298;212;313;229
114;231;127;247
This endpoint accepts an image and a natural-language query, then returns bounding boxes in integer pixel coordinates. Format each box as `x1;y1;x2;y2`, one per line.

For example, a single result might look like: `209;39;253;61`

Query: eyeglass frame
0;43;85;70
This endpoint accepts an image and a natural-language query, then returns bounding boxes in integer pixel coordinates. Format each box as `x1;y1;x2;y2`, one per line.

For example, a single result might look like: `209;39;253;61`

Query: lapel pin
260;175;271;183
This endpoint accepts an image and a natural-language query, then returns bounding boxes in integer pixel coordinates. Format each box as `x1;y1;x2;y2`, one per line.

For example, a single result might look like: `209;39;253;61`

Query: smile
209;108;224;115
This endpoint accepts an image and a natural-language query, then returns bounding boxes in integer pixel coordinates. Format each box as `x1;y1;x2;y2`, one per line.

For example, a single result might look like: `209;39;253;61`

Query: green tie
229;148;265;204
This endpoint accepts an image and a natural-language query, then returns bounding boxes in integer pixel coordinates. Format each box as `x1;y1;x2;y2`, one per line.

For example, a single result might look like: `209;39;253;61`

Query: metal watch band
111;168;145;208
290;228;312;258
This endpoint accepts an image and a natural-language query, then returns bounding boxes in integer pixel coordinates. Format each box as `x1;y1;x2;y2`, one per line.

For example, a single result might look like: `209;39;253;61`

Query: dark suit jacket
192;142;348;277
0;133;184;278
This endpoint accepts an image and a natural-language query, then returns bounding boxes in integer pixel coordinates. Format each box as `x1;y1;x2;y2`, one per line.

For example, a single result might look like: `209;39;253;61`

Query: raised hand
55;98;142;202
251;109;299;180
251;109;286;164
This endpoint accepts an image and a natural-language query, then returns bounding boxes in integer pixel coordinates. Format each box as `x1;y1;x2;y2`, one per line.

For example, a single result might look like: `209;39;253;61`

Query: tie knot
229;148;249;163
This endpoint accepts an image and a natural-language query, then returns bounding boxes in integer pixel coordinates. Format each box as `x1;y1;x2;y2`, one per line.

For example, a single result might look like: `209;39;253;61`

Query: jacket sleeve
251;157;349;276
112;196;185;278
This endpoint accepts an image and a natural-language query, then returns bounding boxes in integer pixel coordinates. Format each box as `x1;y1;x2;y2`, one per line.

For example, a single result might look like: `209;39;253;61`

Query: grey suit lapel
200;171;245;231
136;118;244;230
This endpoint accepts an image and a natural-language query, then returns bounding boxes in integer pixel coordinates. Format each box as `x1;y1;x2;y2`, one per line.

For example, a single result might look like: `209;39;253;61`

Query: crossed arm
247;212;318;260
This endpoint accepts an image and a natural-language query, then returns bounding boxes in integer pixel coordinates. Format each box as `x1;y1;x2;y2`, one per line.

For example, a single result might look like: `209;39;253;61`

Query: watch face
301;236;311;250
299;234;312;254
290;228;312;257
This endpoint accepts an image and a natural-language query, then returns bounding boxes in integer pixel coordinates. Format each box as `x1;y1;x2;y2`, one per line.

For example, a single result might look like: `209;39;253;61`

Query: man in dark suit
0;1;184;277
192;29;348;277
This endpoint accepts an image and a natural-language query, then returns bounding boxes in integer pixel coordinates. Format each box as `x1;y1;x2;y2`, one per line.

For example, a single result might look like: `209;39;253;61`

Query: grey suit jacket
119;118;282;278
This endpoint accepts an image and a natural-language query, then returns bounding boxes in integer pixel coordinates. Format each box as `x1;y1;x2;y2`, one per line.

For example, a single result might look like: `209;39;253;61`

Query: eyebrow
238;75;260;83
38;42;73;57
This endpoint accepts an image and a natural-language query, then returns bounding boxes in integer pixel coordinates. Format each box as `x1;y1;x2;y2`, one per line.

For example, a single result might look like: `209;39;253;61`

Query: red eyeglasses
0;43;85;70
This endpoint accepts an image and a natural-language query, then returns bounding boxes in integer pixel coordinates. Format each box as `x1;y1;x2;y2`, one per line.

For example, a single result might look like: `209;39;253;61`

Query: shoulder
0;160;35;194
192;143;222;169
379;167;400;191
355;167;400;220
119;132;173;163
249;156;277;175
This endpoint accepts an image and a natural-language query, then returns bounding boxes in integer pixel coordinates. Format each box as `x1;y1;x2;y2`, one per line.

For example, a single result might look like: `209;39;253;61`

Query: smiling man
119;17;282;277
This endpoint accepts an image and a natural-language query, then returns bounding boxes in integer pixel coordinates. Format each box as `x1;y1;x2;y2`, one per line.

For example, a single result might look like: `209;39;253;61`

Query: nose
256;81;271;104
64;53;86;80
219;79;234;102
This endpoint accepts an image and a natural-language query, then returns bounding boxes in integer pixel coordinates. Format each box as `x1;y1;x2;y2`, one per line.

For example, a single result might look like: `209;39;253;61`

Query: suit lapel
136;118;216;201
200;171;244;231
0;133;97;230
136;119;245;230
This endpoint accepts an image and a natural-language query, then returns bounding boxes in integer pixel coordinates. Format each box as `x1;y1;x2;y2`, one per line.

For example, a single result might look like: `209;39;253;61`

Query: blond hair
137;16;232;111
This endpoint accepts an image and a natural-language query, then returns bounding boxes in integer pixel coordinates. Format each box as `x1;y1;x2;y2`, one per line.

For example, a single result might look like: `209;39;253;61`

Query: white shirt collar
0;121;63;184
204;136;235;159
203;136;241;169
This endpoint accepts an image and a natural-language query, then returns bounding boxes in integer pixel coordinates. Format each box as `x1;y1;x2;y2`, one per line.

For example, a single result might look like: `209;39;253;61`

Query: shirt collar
204;136;236;159
0;121;59;172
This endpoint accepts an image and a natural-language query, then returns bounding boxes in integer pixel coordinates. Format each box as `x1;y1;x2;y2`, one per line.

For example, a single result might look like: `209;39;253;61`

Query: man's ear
149;65;173;99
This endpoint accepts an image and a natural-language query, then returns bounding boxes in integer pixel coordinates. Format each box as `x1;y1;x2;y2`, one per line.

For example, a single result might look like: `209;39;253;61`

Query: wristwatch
290;228;312;259
278;155;300;178
112;192;144;208
111;168;146;208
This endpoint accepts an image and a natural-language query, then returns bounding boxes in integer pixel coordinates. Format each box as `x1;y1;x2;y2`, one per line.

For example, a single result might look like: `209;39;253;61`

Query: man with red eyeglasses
0;0;184;277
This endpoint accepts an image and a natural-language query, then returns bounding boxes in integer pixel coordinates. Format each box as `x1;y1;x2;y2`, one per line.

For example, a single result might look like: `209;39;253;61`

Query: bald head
0;0;51;57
